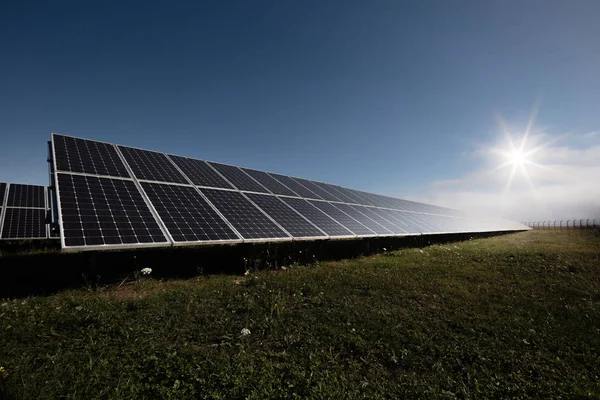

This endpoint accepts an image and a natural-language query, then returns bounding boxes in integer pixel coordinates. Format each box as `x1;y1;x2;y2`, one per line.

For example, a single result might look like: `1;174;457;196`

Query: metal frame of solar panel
49;133;529;252
0;183;51;240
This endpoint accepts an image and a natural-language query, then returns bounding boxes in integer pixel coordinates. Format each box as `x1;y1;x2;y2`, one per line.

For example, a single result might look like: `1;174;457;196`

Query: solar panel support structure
162;153;246;246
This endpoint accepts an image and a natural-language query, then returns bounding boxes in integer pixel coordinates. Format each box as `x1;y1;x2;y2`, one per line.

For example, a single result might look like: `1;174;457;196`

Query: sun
507;147;528;167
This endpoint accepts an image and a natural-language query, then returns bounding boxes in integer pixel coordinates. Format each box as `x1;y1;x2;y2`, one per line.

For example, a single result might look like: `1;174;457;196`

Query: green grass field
1;230;599;399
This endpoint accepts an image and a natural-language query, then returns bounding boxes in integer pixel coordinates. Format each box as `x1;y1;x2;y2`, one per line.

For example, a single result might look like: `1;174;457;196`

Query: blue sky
1;0;599;220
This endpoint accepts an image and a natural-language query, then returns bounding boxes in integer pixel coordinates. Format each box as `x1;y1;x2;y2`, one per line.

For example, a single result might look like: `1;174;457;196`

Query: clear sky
1;0;599;221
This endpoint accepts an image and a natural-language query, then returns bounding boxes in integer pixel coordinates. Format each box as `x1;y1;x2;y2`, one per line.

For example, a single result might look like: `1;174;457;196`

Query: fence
522;219;598;230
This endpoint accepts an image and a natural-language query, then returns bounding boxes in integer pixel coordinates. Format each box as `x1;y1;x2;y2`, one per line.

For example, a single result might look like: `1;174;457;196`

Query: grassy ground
1;230;599;399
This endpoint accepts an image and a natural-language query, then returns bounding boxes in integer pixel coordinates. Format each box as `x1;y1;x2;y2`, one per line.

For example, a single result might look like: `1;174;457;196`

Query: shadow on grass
0;231;516;298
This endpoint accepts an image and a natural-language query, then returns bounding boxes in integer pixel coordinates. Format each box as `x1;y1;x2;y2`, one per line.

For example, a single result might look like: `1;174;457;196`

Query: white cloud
407;133;600;222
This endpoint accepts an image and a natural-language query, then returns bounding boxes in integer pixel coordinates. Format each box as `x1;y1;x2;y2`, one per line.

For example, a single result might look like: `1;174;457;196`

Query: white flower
140;268;152;276
240;328;251;336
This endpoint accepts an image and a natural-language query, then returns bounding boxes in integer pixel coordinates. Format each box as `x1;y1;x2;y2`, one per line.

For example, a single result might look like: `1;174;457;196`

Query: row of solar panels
48;134;528;251
0;182;55;240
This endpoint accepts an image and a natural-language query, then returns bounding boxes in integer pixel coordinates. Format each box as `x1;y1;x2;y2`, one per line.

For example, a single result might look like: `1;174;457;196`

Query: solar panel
314;183;359;204
308;200;376;236
1;208;47;239
291;178;344;202
6;184;45;208
280;197;353;237
0;183;6;203
246;193;327;238
168;155;234;189
355;206;407;234
207;162;270;193
52;134;130;177
118;146;188;184
331;203;392;235
268;173;322;199
56;174;168;248
241;168;298;197
141;182;240;243
47;134;529;251
372;209;420;234
200;188;289;239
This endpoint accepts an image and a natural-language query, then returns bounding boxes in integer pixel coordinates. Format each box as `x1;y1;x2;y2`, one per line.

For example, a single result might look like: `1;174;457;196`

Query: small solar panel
241;168;298;197
344;188;377;206
53;135;130;177
268;173;322;199
309;201;375;236
141;182;239;243
168;155;234;189
314;183;359;204
332;203;393;235
6;184;45;208
207;162;269;193
0;183;6;203
57;174;168;247
291;178;343;202
357;206;407;234
1;208;47;239
246;193;326;238
201;189;288;239
118;146;188;184
281;197;353;237
369;208;419;234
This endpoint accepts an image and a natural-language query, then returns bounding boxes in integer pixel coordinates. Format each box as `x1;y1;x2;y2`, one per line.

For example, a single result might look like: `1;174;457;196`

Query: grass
1;230;599;399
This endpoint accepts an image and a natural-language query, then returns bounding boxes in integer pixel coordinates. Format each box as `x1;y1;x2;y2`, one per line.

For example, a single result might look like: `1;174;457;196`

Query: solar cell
207;162;269;193
350;205;406;234
118;146;188;184
268;173;322;199
291;178;344;202
241;168;298;197
57;174;168;248
53;135;130;177
309;201;376;236
246;193;326;238
168;155;234;189
201;189;289;239
332;203;393;235
1;208;47;239
280;197;353;237
6;184;45;208
141;183;239;243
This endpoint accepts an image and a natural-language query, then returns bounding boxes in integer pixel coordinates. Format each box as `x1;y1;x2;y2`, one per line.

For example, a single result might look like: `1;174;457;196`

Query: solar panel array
49;134;529;251
0;183;52;240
